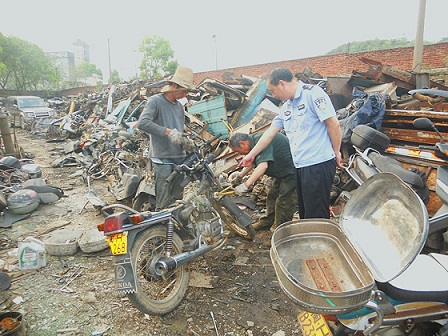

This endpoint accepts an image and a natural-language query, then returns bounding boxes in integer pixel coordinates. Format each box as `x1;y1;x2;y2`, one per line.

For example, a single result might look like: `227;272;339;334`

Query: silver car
5;96;57;129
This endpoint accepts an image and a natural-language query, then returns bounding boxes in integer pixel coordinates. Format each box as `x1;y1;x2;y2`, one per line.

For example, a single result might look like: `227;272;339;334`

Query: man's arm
138;99;167;137
244;162;268;188
233;161;268;195
324;116;344;168
239;126;281;167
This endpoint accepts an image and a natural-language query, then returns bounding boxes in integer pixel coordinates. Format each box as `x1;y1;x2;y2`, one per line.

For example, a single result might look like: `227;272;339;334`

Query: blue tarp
338;87;388;143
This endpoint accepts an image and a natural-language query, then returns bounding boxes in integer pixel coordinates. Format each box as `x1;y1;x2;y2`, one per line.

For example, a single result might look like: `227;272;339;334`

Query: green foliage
110;69;121;84
0;33;62;90
326;38;430;54
76;61;103;79
138;35;178;79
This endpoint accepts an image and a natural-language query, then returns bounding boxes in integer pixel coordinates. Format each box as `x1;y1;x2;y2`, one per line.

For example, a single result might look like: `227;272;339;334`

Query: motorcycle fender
113;255;137;295
112;229;140;296
135;178;155;197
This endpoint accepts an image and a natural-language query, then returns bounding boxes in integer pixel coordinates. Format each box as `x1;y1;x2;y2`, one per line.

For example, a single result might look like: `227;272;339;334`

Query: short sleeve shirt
249;132;295;181
271;82;336;168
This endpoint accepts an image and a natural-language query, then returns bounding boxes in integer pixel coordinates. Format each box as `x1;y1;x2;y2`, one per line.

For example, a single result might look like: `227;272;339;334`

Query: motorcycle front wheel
127;225;190;315
212;198;255;240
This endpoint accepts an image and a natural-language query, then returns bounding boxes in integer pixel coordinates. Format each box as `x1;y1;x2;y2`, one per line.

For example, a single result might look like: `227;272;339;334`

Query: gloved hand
168;129;183;145
234;183;249;196
181;137;195;152
228;171;242;187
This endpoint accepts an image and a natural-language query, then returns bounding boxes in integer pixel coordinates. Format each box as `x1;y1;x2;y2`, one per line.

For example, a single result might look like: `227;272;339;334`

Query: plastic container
18;237;46;271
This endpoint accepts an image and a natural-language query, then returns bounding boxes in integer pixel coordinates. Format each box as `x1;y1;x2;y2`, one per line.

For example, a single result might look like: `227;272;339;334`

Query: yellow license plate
107;232;128;255
298;311;333;336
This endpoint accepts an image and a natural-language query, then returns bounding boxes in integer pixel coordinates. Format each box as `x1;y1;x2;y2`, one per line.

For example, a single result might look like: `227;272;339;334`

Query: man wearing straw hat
138;65;196;210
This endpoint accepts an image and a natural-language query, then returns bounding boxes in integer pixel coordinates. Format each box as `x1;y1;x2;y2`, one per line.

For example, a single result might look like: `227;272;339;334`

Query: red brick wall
193;42;448;83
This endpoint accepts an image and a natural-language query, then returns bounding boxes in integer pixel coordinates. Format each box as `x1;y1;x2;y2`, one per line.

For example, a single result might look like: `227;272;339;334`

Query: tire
212;199;255;240
132;193;156;212
127;225;190;315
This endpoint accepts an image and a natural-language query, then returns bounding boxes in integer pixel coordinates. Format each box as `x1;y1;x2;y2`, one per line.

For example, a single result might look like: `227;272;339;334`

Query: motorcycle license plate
107;232;128;255
298;311;333;336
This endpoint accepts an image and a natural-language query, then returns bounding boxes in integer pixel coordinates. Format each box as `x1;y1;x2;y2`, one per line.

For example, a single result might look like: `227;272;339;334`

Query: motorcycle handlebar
165;170;179;185
206;154;216;164
206;133;222;146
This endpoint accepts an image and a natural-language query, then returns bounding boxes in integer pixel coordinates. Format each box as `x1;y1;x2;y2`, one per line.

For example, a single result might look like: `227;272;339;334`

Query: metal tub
271;219;374;314
270;173;428;315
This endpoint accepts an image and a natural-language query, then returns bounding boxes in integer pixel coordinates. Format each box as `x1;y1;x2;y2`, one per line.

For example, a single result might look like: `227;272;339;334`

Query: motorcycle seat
377;253;448;303
367;152;425;188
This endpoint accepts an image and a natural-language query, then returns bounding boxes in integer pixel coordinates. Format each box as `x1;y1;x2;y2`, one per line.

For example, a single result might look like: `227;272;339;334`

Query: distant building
73;39;90;65
45;39;99;87
46;51;76;82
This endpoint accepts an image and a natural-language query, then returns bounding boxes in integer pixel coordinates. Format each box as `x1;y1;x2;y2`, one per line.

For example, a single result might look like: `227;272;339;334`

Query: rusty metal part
305;258;342;292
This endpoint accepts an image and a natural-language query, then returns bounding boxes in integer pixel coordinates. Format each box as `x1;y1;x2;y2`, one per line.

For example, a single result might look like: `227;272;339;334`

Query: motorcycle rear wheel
127;225;190;315
132;193;156;212
212;200;255;240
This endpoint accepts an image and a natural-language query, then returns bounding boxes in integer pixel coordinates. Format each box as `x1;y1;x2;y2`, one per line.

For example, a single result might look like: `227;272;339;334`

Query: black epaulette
302;84;314;90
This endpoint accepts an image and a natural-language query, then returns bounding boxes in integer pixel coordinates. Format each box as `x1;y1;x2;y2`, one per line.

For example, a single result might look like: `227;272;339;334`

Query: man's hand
181;137;195;152
239;154;255;167
335;151;345;169
234;183;249;196
228;171;242;187
168;129;183;145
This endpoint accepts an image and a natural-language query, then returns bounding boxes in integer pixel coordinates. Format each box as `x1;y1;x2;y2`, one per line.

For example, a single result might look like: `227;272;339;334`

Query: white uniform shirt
272;82;336;168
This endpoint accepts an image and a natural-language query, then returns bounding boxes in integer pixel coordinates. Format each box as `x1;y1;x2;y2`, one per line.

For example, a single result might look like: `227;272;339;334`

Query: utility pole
212;35;218;70
108;38;112;84
412;0;426;73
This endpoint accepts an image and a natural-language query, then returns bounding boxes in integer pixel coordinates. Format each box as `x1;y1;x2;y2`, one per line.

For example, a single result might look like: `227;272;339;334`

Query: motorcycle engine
197;218;222;243
193;197;222;243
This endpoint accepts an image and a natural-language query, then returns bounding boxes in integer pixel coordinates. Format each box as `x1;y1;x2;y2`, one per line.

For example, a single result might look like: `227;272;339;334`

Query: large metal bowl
271;219;374;314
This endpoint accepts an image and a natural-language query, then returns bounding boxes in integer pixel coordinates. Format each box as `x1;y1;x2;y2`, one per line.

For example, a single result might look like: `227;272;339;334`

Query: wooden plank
382;128;448;144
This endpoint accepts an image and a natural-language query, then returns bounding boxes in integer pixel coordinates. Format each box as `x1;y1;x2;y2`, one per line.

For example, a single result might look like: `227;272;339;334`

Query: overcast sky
1;0;447;81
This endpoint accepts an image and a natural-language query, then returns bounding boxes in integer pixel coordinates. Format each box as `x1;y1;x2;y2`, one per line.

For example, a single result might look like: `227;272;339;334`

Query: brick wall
193;42;448;83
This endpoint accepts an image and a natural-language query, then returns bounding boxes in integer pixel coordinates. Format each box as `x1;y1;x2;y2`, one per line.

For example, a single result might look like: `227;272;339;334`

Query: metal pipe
154;238;225;276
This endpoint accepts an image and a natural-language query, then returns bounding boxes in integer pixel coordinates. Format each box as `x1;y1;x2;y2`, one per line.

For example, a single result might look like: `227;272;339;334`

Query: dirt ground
0;128;302;336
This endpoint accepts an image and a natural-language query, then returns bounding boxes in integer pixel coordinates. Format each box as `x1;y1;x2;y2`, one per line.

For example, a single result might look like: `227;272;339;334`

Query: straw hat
161;66;196;92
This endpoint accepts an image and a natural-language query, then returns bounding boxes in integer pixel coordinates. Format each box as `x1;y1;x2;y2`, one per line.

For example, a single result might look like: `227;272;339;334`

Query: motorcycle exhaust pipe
154;239;223;276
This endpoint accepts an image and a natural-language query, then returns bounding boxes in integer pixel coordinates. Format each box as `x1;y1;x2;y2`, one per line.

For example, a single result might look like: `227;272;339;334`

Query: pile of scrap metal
38;74;283;209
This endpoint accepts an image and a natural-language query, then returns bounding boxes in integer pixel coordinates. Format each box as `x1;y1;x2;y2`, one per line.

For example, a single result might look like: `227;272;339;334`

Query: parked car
5;96;57;129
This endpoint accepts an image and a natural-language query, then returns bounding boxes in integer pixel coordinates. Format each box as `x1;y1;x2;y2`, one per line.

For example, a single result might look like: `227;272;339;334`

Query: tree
110;69;121;84
0;33;62;90
75;61;102;79
138;35;178;79
73;61;103;86
326;38;430;55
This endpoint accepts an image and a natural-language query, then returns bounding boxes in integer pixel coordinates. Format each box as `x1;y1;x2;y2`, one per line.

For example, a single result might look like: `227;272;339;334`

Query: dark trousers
153;158;185;210
296;159;336;219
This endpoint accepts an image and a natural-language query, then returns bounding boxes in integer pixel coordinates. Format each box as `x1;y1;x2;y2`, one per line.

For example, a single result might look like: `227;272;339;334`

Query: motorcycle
97;135;255;315
271;172;448;336
341;120;448;251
